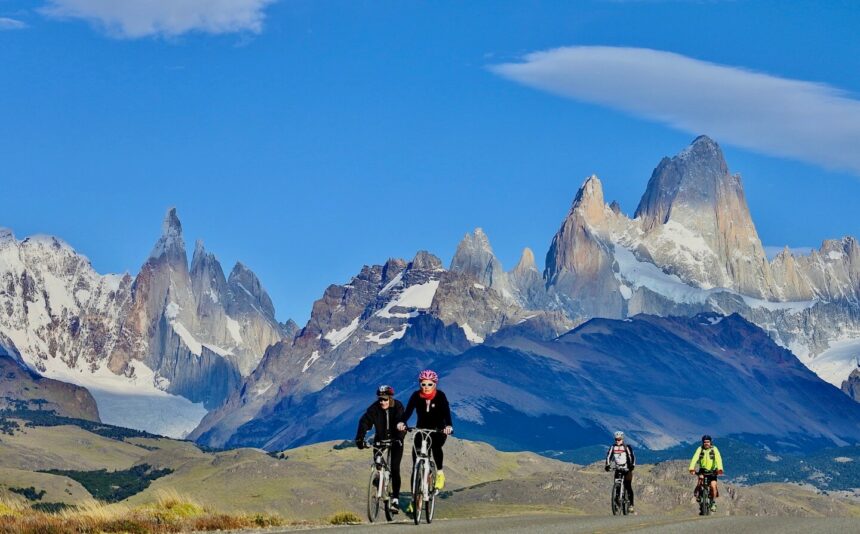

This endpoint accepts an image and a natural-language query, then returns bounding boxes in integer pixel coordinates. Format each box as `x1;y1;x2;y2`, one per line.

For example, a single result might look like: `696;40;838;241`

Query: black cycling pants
616;469;634;505
386;441;404;497
412;432;447;470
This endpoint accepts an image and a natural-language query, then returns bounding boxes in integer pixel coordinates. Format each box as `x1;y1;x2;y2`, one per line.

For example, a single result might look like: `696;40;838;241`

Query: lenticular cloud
491;46;860;175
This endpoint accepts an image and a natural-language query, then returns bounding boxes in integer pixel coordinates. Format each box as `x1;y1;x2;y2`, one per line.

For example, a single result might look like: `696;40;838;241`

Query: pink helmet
418;369;438;383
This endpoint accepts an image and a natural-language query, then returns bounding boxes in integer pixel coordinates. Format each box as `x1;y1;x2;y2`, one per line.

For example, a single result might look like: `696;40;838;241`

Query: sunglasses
615;438;623;441
420;382;435;387
378;397;390;402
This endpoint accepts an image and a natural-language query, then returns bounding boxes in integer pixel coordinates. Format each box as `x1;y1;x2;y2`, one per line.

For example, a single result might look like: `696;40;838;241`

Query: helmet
418;369;438;383
701;434;712;442
377;385;394;397
614;431;624;439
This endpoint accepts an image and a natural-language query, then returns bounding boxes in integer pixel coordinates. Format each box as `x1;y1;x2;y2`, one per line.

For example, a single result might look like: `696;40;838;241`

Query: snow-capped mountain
0;209;288;437
445;136;860;391
193;135;860;449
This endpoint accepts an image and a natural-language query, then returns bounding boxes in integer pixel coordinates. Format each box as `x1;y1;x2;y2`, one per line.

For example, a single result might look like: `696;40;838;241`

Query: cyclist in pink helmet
397;369;453;490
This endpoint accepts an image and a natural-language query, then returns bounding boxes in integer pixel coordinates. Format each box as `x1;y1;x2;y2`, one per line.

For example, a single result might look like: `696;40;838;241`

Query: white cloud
40;0;276;38
0;17;28;30
491;46;860;175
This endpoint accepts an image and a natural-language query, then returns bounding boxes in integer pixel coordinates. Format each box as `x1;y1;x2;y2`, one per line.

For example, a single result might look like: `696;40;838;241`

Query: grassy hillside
1;416;859;524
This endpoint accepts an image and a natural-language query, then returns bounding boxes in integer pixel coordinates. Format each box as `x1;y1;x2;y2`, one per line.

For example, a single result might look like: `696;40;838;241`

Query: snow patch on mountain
324;317;360;348
461;323;484;344
37;357;206;438
808;338;860;387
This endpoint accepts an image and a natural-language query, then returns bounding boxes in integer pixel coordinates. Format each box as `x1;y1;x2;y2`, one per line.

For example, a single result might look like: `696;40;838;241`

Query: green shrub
329;511;361;525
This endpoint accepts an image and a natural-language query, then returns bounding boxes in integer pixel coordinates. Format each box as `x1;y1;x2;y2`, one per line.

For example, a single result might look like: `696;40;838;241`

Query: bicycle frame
406;427;442;525
610;464;630;516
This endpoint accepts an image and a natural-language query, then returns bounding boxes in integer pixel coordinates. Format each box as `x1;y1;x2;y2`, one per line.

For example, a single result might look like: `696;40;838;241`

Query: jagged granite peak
280;319;300;340
409;250;443;271
609;200;622;215
227;261;276;319
513;247;538;274
843;366;860;402
632;136;776;298
149;207;187;263
543;175;623;318
450;228;506;288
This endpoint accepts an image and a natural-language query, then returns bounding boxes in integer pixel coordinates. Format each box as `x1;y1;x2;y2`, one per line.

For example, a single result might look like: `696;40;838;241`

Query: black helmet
377;385;395;397
701;434;712;442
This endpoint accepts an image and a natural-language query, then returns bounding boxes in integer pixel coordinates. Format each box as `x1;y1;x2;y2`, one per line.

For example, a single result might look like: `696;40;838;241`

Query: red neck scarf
419;388;437;401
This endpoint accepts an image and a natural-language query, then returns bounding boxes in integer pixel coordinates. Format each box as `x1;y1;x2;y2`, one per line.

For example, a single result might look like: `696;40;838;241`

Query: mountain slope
218;313;860;453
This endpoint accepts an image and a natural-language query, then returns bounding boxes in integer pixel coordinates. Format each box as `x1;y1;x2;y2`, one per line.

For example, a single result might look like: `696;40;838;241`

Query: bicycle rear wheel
425;463;437;524
367;468;381;523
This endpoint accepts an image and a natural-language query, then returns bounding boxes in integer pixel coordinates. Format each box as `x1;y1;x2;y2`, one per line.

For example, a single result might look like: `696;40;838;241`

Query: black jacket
355;399;406;443
400;390;452;430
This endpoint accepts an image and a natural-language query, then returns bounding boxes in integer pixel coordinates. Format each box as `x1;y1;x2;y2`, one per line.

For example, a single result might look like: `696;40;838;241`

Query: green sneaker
709;502;717;512
406;501;413;514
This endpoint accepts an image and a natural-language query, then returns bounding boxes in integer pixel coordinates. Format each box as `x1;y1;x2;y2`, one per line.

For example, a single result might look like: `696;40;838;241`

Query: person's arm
439;391;453;428
628;445;636;469
355;405;374;447
399;392;416;425
714;447;724;473
605;446;613;470
689;447;701;472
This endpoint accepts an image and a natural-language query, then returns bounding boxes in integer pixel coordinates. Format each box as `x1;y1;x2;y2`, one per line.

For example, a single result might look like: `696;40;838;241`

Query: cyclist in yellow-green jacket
688;435;724;513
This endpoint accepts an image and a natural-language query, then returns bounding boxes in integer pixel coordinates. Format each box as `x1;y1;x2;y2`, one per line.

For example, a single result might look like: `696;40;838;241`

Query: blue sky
2;0;859;324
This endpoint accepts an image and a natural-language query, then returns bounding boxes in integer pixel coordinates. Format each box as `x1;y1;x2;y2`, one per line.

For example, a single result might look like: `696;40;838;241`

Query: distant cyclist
689;434;724;513
604;430;636;513
397;369;453;490
356;385;406;513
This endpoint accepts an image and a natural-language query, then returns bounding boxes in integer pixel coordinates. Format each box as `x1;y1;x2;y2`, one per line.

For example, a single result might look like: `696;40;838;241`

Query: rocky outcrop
0;349;100;421
843;367;860;402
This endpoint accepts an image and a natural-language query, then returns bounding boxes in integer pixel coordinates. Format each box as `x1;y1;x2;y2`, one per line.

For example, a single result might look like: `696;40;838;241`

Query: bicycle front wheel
425;463;437;523
367;467;382;523
611;484;619;516
412;462;423;525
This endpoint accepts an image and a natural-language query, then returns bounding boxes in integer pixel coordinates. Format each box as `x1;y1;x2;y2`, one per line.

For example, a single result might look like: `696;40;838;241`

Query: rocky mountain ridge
0;209;288;437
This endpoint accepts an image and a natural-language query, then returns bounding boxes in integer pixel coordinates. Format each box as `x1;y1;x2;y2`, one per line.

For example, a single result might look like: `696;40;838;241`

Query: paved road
266;514;860;533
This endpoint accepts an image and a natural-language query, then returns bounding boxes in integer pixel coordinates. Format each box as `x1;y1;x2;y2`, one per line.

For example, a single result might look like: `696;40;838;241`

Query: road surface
265;513;860;533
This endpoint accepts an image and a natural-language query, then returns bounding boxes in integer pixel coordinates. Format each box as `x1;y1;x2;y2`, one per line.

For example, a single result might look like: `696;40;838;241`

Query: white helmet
614;431;624;439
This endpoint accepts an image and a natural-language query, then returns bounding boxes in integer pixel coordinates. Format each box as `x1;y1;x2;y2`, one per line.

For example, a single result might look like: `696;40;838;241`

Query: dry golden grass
0;491;286;533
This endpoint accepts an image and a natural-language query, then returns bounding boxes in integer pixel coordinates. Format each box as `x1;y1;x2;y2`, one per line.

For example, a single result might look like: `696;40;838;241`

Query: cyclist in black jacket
356;385;406;512
397;369;453;490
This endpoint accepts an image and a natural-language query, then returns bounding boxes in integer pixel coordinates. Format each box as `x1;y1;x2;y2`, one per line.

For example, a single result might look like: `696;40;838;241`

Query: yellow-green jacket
689;445;723;472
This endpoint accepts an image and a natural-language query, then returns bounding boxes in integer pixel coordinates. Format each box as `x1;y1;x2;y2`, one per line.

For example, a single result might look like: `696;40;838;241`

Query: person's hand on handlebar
689;469;696;475
397;422;406;431
443;426;453;435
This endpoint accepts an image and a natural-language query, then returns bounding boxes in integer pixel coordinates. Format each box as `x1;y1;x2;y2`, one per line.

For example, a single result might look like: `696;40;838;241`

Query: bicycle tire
412;461;423;525
611;483;619;516
383;469;394;522
367;468;381;523
425;463;437;524
699;484;710;516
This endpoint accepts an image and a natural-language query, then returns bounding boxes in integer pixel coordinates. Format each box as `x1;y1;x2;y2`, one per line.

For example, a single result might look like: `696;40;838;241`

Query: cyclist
356;385;406;513
397;369;453;491
689;434;724;513
604;430;636;513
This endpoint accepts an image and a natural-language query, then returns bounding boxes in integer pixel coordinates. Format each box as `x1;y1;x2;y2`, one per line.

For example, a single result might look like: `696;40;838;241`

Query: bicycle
406;427;442;525
695;469;718;516
609;464;631;516
365;438;397;523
